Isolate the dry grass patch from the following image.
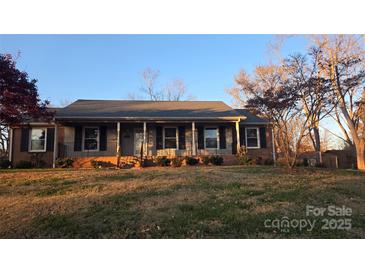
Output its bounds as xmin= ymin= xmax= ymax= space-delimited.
xmin=0 ymin=166 xmax=364 ymax=238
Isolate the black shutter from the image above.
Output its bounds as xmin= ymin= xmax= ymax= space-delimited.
xmin=100 ymin=126 xmax=107 ymax=151
xmin=232 ymin=126 xmax=237 ymax=154
xmin=178 ymin=126 xmax=186 ymax=150
xmin=219 ymin=126 xmax=226 ymax=149
xmin=20 ymin=128 xmax=29 ymax=152
xmin=259 ymin=127 xmax=267 ymax=148
xmin=197 ymin=126 xmax=204 ymax=149
xmin=46 ymin=128 xmax=55 ymax=151
xmin=74 ymin=126 xmax=82 ymax=151
xmin=156 ymin=126 xmax=163 ymax=149
xmin=240 ymin=126 xmax=246 ymax=146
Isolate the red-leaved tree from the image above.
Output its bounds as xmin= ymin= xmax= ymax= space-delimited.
xmin=0 ymin=54 xmax=52 ymax=155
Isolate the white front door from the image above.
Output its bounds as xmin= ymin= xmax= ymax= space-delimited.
xmin=134 ymin=128 xmax=144 ymax=156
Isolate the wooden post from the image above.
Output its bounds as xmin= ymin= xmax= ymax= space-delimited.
xmin=192 ymin=122 xmax=196 ymax=156
xmin=235 ymin=120 xmax=241 ymax=153
xmin=143 ymin=122 xmax=147 ymax=156
xmin=52 ymin=123 xmax=58 ymax=168
xmin=116 ymin=122 xmax=121 ymax=167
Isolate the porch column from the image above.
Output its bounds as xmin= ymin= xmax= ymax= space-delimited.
xmin=52 ymin=123 xmax=58 ymax=168
xmin=235 ymin=120 xmax=241 ymax=153
xmin=192 ymin=122 xmax=196 ymax=156
xmin=271 ymin=127 xmax=276 ymax=166
xmin=8 ymin=127 xmax=13 ymax=163
xmin=116 ymin=122 xmax=121 ymax=165
xmin=143 ymin=122 xmax=147 ymax=156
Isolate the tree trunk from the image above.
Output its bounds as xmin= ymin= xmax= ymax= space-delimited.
xmin=312 ymin=127 xmax=322 ymax=165
xmin=356 ymin=141 xmax=365 ymax=171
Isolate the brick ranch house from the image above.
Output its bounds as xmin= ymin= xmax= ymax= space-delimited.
xmin=8 ymin=100 xmax=275 ymax=168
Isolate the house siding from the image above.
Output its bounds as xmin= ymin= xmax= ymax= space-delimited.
xmin=60 ymin=124 xmax=118 ymax=158
xmin=11 ymin=122 xmax=274 ymax=167
xmin=12 ymin=127 xmax=54 ymax=168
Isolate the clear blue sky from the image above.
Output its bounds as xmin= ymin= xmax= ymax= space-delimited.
xmin=0 ymin=35 xmax=308 ymax=106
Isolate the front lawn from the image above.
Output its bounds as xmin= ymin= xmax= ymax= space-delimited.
xmin=0 ymin=166 xmax=364 ymax=238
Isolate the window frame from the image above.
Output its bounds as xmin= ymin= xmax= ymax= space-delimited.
xmin=29 ymin=128 xmax=47 ymax=152
xmin=245 ymin=127 xmax=260 ymax=149
xmin=163 ymin=127 xmax=179 ymax=149
xmin=82 ymin=126 xmax=100 ymax=152
xmin=204 ymin=127 xmax=220 ymax=150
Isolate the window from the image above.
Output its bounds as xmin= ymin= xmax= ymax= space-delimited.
xmin=30 ymin=128 xmax=47 ymax=152
xmin=83 ymin=127 xmax=99 ymax=151
xmin=205 ymin=128 xmax=218 ymax=149
xmin=245 ymin=128 xmax=260 ymax=148
xmin=164 ymin=127 xmax=177 ymax=149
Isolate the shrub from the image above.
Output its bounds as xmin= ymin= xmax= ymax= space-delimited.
xmin=91 ymin=160 xmax=114 ymax=168
xmin=171 ymin=157 xmax=183 ymax=167
xmin=264 ymin=158 xmax=274 ymax=165
xmin=30 ymin=153 xmax=46 ymax=168
xmin=255 ymin=157 xmax=263 ymax=165
xmin=209 ymin=155 xmax=224 ymax=165
xmin=56 ymin=158 xmax=74 ymax=168
xmin=156 ymin=156 xmax=171 ymax=167
xmin=15 ymin=160 xmax=33 ymax=169
xmin=236 ymin=145 xmax=252 ymax=165
xmin=0 ymin=159 xmax=11 ymax=169
xmin=303 ymin=157 xmax=309 ymax=167
xmin=185 ymin=156 xmax=199 ymax=166
xmin=201 ymin=156 xmax=210 ymax=166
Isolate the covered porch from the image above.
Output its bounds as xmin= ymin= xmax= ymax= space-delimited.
xmin=54 ymin=119 xmax=242 ymax=167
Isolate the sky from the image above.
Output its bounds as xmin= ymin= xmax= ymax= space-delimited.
xmin=0 ymin=35 xmax=309 ymax=106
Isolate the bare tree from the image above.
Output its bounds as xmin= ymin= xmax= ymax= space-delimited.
xmin=140 ymin=67 xmax=161 ymax=100
xmin=0 ymin=125 xmax=8 ymax=157
xmin=137 ymin=68 xmax=190 ymax=101
xmin=283 ymin=48 xmax=333 ymax=164
xmin=162 ymin=79 xmax=186 ymax=101
xmin=312 ymin=35 xmax=365 ymax=170
xmin=228 ymin=64 xmax=308 ymax=168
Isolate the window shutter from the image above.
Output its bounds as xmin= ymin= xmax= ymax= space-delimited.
xmin=219 ymin=126 xmax=226 ymax=149
xmin=240 ymin=126 xmax=246 ymax=146
xmin=178 ymin=126 xmax=186 ymax=150
xmin=20 ymin=128 xmax=29 ymax=152
xmin=74 ymin=126 xmax=82 ymax=151
xmin=100 ymin=126 xmax=107 ymax=151
xmin=46 ymin=128 xmax=55 ymax=151
xmin=197 ymin=126 xmax=204 ymax=149
xmin=232 ymin=126 xmax=237 ymax=154
xmin=259 ymin=127 xmax=267 ymax=148
xmin=156 ymin=126 xmax=163 ymax=149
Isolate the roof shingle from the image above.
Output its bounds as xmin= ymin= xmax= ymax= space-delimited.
xmin=56 ymin=99 xmax=242 ymax=120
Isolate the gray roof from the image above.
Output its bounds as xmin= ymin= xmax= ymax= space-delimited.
xmin=56 ymin=99 xmax=242 ymax=120
xmin=235 ymin=109 xmax=269 ymax=124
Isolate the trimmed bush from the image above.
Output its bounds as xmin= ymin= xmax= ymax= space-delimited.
xmin=156 ymin=156 xmax=171 ymax=167
xmin=91 ymin=160 xmax=114 ymax=168
xmin=238 ymin=155 xmax=252 ymax=165
xmin=0 ymin=159 xmax=11 ymax=169
xmin=185 ymin=156 xmax=199 ymax=166
xmin=201 ymin=156 xmax=210 ymax=166
xmin=56 ymin=158 xmax=74 ymax=168
xmin=171 ymin=157 xmax=183 ymax=167
xmin=209 ymin=155 xmax=224 ymax=166
xmin=15 ymin=160 xmax=33 ymax=169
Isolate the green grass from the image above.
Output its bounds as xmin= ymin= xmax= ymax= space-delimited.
xmin=0 ymin=166 xmax=364 ymax=238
